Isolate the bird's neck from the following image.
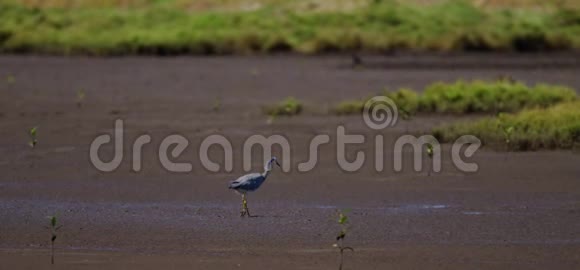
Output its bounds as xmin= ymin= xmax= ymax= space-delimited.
xmin=262 ymin=169 xmax=271 ymax=178
xmin=262 ymin=160 xmax=273 ymax=177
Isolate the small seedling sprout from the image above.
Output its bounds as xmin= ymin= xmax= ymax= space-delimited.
xmin=212 ymin=97 xmax=221 ymax=112
xmin=426 ymin=144 xmax=434 ymax=158
xmin=76 ymin=90 xmax=85 ymax=108
xmin=426 ymin=144 xmax=434 ymax=176
xmin=6 ymin=74 xmax=15 ymax=84
xmin=45 ymin=215 xmax=62 ymax=265
xmin=503 ymin=126 xmax=514 ymax=150
xmin=334 ymin=210 xmax=354 ymax=270
xmin=498 ymin=113 xmax=514 ymax=151
xmin=28 ymin=127 xmax=38 ymax=148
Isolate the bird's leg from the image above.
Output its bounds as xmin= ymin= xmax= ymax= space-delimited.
xmin=240 ymin=194 xmax=247 ymax=217
xmin=245 ymin=198 xmax=252 ymax=217
xmin=241 ymin=194 xmax=253 ymax=217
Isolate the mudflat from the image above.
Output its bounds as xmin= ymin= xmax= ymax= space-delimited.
xmin=1 ymin=54 xmax=579 ymax=269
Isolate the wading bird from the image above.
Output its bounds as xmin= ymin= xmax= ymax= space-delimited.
xmin=229 ymin=157 xmax=281 ymax=217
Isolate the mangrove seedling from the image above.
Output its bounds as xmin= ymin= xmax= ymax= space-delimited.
xmin=46 ymin=215 xmax=62 ymax=265
xmin=497 ymin=112 xmax=515 ymax=151
xmin=212 ymin=97 xmax=221 ymax=112
xmin=502 ymin=126 xmax=514 ymax=150
xmin=76 ymin=90 xmax=85 ymax=108
xmin=250 ymin=68 xmax=260 ymax=76
xmin=28 ymin=127 xmax=38 ymax=148
xmin=6 ymin=74 xmax=15 ymax=84
xmin=426 ymin=144 xmax=434 ymax=176
xmin=334 ymin=210 xmax=354 ymax=270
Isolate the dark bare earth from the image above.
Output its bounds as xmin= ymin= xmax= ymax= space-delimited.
xmin=1 ymin=54 xmax=580 ymax=269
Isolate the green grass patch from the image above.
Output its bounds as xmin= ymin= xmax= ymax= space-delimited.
xmin=332 ymin=80 xmax=577 ymax=116
xmin=433 ymin=101 xmax=580 ymax=150
xmin=419 ymin=80 xmax=577 ymax=114
xmin=262 ymin=97 xmax=303 ymax=116
xmin=386 ymin=88 xmax=420 ymax=115
xmin=0 ymin=1 xmax=579 ymax=54
xmin=332 ymin=100 xmax=365 ymax=115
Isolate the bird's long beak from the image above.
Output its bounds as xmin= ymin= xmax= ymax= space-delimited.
xmin=275 ymin=160 xmax=281 ymax=167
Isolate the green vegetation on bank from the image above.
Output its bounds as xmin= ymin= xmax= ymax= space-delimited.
xmin=333 ymin=80 xmax=578 ymax=151
xmin=433 ymin=101 xmax=580 ymax=150
xmin=0 ymin=0 xmax=580 ymax=54
xmin=332 ymin=80 xmax=577 ymax=115
xmin=420 ymin=80 xmax=577 ymax=113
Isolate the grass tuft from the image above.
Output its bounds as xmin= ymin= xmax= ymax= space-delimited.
xmin=332 ymin=99 xmax=365 ymax=115
xmin=262 ymin=97 xmax=303 ymax=116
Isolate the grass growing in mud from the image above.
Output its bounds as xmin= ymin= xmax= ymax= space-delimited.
xmin=332 ymin=80 xmax=577 ymax=115
xmin=433 ymin=101 xmax=580 ymax=150
xmin=420 ymin=81 xmax=577 ymax=113
xmin=332 ymin=100 xmax=366 ymax=115
xmin=0 ymin=1 xmax=580 ymax=54
xmin=262 ymin=97 xmax=303 ymax=116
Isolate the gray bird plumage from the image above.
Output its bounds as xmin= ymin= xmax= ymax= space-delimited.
xmin=229 ymin=173 xmax=266 ymax=193
xmin=229 ymin=157 xmax=281 ymax=217
xmin=229 ymin=157 xmax=280 ymax=193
